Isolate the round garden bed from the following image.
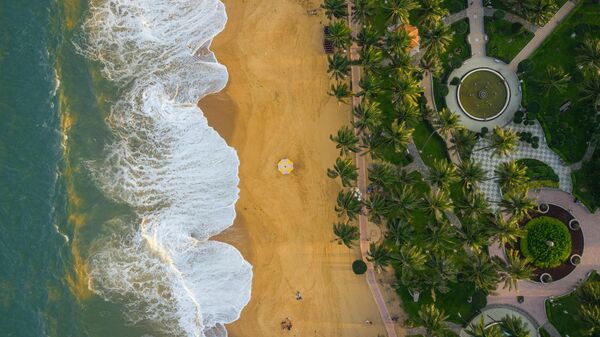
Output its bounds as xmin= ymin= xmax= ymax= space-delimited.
xmin=511 ymin=204 xmax=584 ymax=282
xmin=457 ymin=68 xmax=509 ymax=121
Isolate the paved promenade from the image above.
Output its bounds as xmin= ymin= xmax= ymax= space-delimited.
xmin=346 ymin=3 xmax=399 ymax=337
xmin=466 ymin=0 xmax=487 ymax=57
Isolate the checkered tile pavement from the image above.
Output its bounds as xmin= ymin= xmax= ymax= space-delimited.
xmin=471 ymin=121 xmax=573 ymax=207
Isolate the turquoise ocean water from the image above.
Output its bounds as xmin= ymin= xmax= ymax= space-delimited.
xmin=0 ymin=1 xmax=251 ymax=336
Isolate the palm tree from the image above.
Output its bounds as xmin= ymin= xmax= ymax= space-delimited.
xmin=423 ymin=108 xmax=462 ymax=148
xmin=581 ymin=304 xmax=600 ymax=335
xmin=500 ymin=315 xmax=531 ymax=337
xmin=368 ymin=163 xmax=395 ymax=190
xmin=415 ymin=0 xmax=449 ymax=27
xmin=396 ymin=103 xmax=422 ymax=128
xmin=327 ymin=157 xmax=358 ymax=187
xmin=381 ymin=120 xmax=414 ymax=154
xmin=458 ymin=220 xmax=491 ymax=254
xmin=327 ymin=52 xmax=350 ymax=80
xmin=384 ymin=28 xmax=412 ymax=55
xmin=451 ymin=129 xmax=477 ymax=158
xmin=576 ymin=38 xmax=600 ymax=77
xmin=499 ymin=191 xmax=535 ymax=220
xmin=391 ymin=185 xmax=418 ymax=218
xmin=332 ymin=222 xmax=360 ymax=248
xmin=328 ymin=81 xmax=351 ymax=104
xmin=423 ymin=189 xmax=453 ymax=221
xmin=421 ymin=20 xmax=454 ymax=58
xmin=330 ymin=125 xmax=360 ymax=156
xmin=393 ymin=244 xmax=427 ymax=286
xmin=358 ymin=45 xmax=384 ymax=71
xmin=527 ymin=0 xmax=558 ymax=26
xmin=383 ymin=0 xmax=420 ymax=25
xmin=457 ymin=159 xmax=487 ymax=191
xmin=535 ymin=65 xmax=571 ymax=96
xmin=335 ymin=190 xmax=362 ymax=220
xmin=328 ymin=20 xmax=352 ymax=50
xmin=494 ymin=249 xmax=534 ymax=292
xmin=462 ymin=253 xmax=500 ymax=295
xmin=352 ymin=100 xmax=382 ymax=133
xmin=364 ymin=193 xmax=393 ymax=224
xmin=352 ymin=0 xmax=377 ymax=24
xmin=417 ymin=304 xmax=450 ymax=337
xmin=355 ymin=24 xmax=380 ymax=48
xmin=466 ymin=317 xmax=504 ymax=337
xmin=426 ymin=253 xmax=458 ymax=300
xmin=385 ymin=218 xmax=414 ymax=246
xmin=577 ymin=279 xmax=600 ymax=305
xmin=427 ymin=159 xmax=459 ymax=190
xmin=456 ymin=191 xmax=491 ymax=220
xmin=391 ymin=72 xmax=423 ymax=107
xmin=491 ymin=215 xmax=525 ymax=246
xmin=357 ymin=72 xmax=382 ymax=100
xmin=322 ymin=0 xmax=347 ymax=20
xmin=367 ymin=242 xmax=391 ymax=272
xmin=580 ymin=73 xmax=600 ymax=113
xmin=494 ymin=160 xmax=528 ymax=194
xmin=420 ymin=54 xmax=443 ymax=77
xmin=425 ymin=220 xmax=456 ymax=253
xmin=476 ymin=126 xmax=519 ymax=157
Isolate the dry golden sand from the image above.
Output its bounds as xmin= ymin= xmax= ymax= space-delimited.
xmin=199 ymin=0 xmax=389 ymax=336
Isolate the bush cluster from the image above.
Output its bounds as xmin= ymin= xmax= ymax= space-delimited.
xmin=352 ymin=260 xmax=367 ymax=274
xmin=516 ymin=159 xmax=559 ymax=183
xmin=521 ymin=216 xmax=572 ymax=268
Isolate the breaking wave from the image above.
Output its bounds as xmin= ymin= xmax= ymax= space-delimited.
xmin=77 ymin=1 xmax=252 ymax=336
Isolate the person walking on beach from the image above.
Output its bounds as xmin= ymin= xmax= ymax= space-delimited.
xmin=295 ymin=291 xmax=302 ymax=300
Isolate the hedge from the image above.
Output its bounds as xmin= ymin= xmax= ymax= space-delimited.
xmin=352 ymin=259 xmax=367 ymax=274
xmin=521 ymin=216 xmax=572 ymax=268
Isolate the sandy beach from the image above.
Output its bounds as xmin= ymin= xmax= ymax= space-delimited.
xmin=199 ymin=0 xmax=389 ymax=336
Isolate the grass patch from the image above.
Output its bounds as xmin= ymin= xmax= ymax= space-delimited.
xmin=413 ymin=121 xmax=451 ymax=167
xmin=396 ymin=279 xmax=487 ymax=324
xmin=484 ymin=17 xmax=534 ymax=63
xmin=443 ymin=0 xmax=467 ymax=14
xmin=572 ymin=149 xmax=600 ymax=212
xmin=546 ymin=271 xmax=600 ymax=337
xmin=516 ymin=158 xmax=560 ymax=189
xmin=522 ymin=0 xmax=600 ymax=163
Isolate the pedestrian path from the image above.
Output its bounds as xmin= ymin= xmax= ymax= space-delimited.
xmin=509 ymin=0 xmax=577 ymax=71
xmin=466 ymin=0 xmax=487 ymax=57
xmin=472 ymin=121 xmax=572 ymax=205
xmin=346 ymin=3 xmax=399 ymax=337
xmin=483 ymin=8 xmax=538 ymax=33
xmin=443 ymin=9 xmax=467 ymax=25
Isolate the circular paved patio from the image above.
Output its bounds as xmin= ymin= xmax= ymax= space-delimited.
xmin=459 ymin=305 xmax=539 ymax=337
xmin=445 ymin=56 xmax=521 ymax=132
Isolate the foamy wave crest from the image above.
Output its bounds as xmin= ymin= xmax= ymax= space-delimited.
xmin=78 ymin=1 xmax=252 ymax=336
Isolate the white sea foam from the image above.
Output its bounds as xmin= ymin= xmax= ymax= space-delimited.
xmin=78 ymin=1 xmax=252 ymax=336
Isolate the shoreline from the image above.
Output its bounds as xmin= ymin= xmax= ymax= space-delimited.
xmin=199 ymin=0 xmax=389 ymax=336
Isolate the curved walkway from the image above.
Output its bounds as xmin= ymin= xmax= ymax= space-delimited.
xmin=472 ymin=120 xmax=572 ymax=205
xmin=346 ymin=3 xmax=398 ymax=337
xmin=508 ymin=0 xmax=577 ymax=71
xmin=488 ymin=188 xmax=600 ymax=327
xmin=458 ymin=305 xmax=540 ymax=337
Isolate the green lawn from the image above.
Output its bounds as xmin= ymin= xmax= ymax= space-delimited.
xmin=522 ymin=0 xmax=600 ymax=163
xmin=396 ymin=278 xmax=487 ymax=325
xmin=484 ymin=17 xmax=534 ymax=63
xmin=443 ymin=0 xmax=468 ymax=14
xmin=546 ymin=271 xmax=600 ymax=337
xmin=413 ymin=121 xmax=451 ymax=167
xmin=572 ymin=150 xmax=600 ymax=212
xmin=516 ymin=158 xmax=560 ymax=189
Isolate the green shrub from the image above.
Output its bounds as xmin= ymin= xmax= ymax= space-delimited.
xmin=451 ymin=58 xmax=463 ymax=68
xmin=438 ymin=85 xmax=450 ymax=96
xmin=493 ymin=9 xmax=505 ymax=20
xmin=517 ymin=158 xmax=560 ymax=182
xmin=518 ymin=59 xmax=534 ymax=73
xmin=521 ymin=216 xmax=572 ymax=268
xmin=450 ymin=77 xmax=461 ymax=85
xmin=456 ymin=20 xmax=469 ymax=34
xmin=480 ymin=127 xmax=489 ymax=136
xmin=352 ymin=259 xmax=367 ymax=274
xmin=511 ymin=22 xmax=523 ymax=34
